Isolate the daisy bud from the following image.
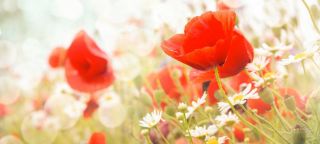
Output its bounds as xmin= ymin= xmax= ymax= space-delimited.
xmin=284 ymin=96 xmax=296 ymax=111
xmin=175 ymin=112 xmax=184 ymax=120
xmin=178 ymin=103 xmax=188 ymax=112
xmin=204 ymin=106 xmax=213 ymax=113
xmin=244 ymin=137 xmax=250 ymax=143
xmin=243 ymin=128 xmax=251 ymax=133
xmin=259 ymin=87 xmax=274 ymax=104
xmin=141 ymin=129 xmax=149 ymax=136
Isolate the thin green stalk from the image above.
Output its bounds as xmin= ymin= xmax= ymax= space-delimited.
xmin=144 ymin=135 xmax=152 ymax=144
xmin=156 ymin=126 xmax=170 ymax=144
xmin=214 ymin=67 xmax=280 ymax=144
xmin=301 ymin=0 xmax=320 ymax=34
xmin=183 ymin=113 xmax=194 ymax=144
xmin=239 ymin=105 xmax=290 ymax=144
xmin=272 ymin=104 xmax=291 ymax=130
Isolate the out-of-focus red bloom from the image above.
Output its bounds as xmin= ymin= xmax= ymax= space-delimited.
xmin=247 ymin=98 xmax=271 ymax=115
xmin=207 ymin=81 xmax=220 ymax=105
xmin=65 ymin=31 xmax=115 ymax=93
xmin=48 ymin=47 xmax=67 ymax=68
xmin=145 ymin=65 xmax=187 ymax=102
xmin=279 ymin=88 xmax=306 ymax=110
xmin=83 ymin=98 xmax=99 ymax=118
xmin=229 ymin=70 xmax=251 ymax=92
xmin=233 ymin=123 xmax=245 ymax=142
xmin=0 ymin=103 xmax=7 ymax=117
xmin=89 ymin=132 xmax=106 ymax=144
xmin=161 ymin=10 xmax=253 ymax=77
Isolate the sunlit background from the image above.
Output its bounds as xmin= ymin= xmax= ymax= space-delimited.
xmin=0 ymin=0 xmax=320 ymax=143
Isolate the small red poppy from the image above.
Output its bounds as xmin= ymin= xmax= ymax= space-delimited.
xmin=233 ymin=123 xmax=245 ymax=142
xmin=48 ymin=47 xmax=67 ymax=68
xmin=247 ymin=98 xmax=271 ymax=115
xmin=145 ymin=65 xmax=187 ymax=102
xmin=161 ymin=10 xmax=253 ymax=77
xmin=0 ymin=103 xmax=7 ymax=117
xmin=65 ymin=31 xmax=115 ymax=93
xmin=89 ymin=132 xmax=106 ymax=144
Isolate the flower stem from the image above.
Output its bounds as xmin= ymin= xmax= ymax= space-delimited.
xmin=213 ymin=67 xmax=280 ymax=144
xmin=272 ymin=103 xmax=291 ymax=130
xmin=238 ymin=105 xmax=290 ymax=143
xmin=155 ymin=126 xmax=170 ymax=144
xmin=183 ymin=113 xmax=194 ymax=144
xmin=301 ymin=0 xmax=320 ymax=34
xmin=144 ymin=135 xmax=152 ymax=144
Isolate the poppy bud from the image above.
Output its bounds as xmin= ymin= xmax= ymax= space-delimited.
xmin=178 ymin=103 xmax=188 ymax=113
xmin=292 ymin=125 xmax=306 ymax=144
xmin=284 ymin=96 xmax=296 ymax=111
xmin=259 ymin=87 xmax=274 ymax=105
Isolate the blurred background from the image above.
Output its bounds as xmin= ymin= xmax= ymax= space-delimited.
xmin=0 ymin=0 xmax=320 ymax=143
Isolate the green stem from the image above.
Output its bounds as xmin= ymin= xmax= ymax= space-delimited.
xmin=214 ymin=67 xmax=280 ymax=144
xmin=144 ymin=135 xmax=152 ymax=144
xmin=183 ymin=113 xmax=194 ymax=144
xmin=272 ymin=104 xmax=291 ymax=130
xmin=293 ymin=111 xmax=313 ymax=133
xmin=239 ymin=105 xmax=290 ymax=144
xmin=301 ymin=0 xmax=320 ymax=34
xmin=156 ymin=126 xmax=170 ymax=144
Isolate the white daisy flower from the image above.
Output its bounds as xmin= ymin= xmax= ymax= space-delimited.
xmin=215 ymin=112 xmax=239 ymax=127
xmin=261 ymin=41 xmax=293 ymax=58
xmin=249 ymin=72 xmax=276 ymax=87
xmin=139 ymin=110 xmax=162 ymax=128
xmin=206 ymin=136 xmax=229 ymax=144
xmin=246 ymin=56 xmax=270 ymax=72
xmin=189 ymin=124 xmax=218 ymax=138
xmin=218 ymin=84 xmax=258 ymax=114
xmin=185 ymin=92 xmax=207 ymax=118
xmin=280 ymin=41 xmax=320 ymax=65
xmin=189 ymin=126 xmax=208 ymax=138
xmin=218 ymin=136 xmax=229 ymax=144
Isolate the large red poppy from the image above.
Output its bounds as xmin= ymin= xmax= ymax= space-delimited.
xmin=65 ymin=31 xmax=115 ymax=92
xmin=161 ymin=10 xmax=253 ymax=77
xmin=89 ymin=132 xmax=106 ymax=144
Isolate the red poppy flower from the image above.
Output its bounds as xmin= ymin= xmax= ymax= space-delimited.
xmin=48 ymin=47 xmax=67 ymax=68
xmin=233 ymin=123 xmax=245 ymax=142
xmin=145 ymin=65 xmax=188 ymax=102
xmin=89 ymin=132 xmax=106 ymax=144
xmin=247 ymin=98 xmax=271 ymax=115
xmin=161 ymin=10 xmax=253 ymax=77
xmin=229 ymin=70 xmax=251 ymax=91
xmin=207 ymin=80 xmax=220 ymax=105
xmin=0 ymin=103 xmax=7 ymax=117
xmin=65 ymin=31 xmax=115 ymax=92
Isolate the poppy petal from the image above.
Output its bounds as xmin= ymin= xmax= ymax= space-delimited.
xmin=218 ymin=31 xmax=253 ymax=77
xmin=213 ymin=10 xmax=237 ymax=36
